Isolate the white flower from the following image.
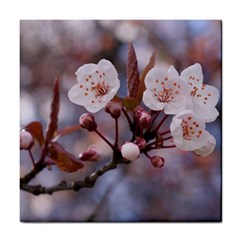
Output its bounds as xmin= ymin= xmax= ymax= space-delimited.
xmin=121 ymin=142 xmax=140 ymax=161
xmin=194 ymin=134 xmax=216 ymax=157
xmin=180 ymin=63 xmax=219 ymax=122
xmin=68 ymin=59 xmax=120 ymax=113
xmin=170 ymin=110 xmax=210 ymax=151
xmin=142 ymin=66 xmax=190 ymax=114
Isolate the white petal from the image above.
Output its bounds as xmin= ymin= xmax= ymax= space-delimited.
xmin=68 ymin=84 xmax=90 ymax=105
xmin=98 ymin=59 xmax=119 ymax=87
xmin=164 ymin=95 xmax=187 ymax=115
xmin=84 ymin=102 xmax=105 ymax=113
xmin=142 ymin=90 xmax=166 ymax=111
xmin=193 ymin=84 xmax=219 ymax=107
xmin=194 ymin=134 xmax=216 ymax=157
xmin=168 ymin=65 xmax=179 ymax=77
xmin=192 ymin=103 xmax=219 ymax=122
xmin=75 ymin=64 xmax=97 ymax=82
xmin=180 ymin=63 xmax=203 ymax=87
xmin=144 ymin=67 xmax=168 ymax=91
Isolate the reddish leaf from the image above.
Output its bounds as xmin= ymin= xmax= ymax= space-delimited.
xmin=46 ymin=76 xmax=60 ymax=144
xmin=127 ymin=42 xmax=140 ymax=98
xmin=123 ymin=97 xmax=138 ymax=111
xmin=48 ymin=142 xmax=84 ymax=172
xmin=136 ymin=50 xmax=157 ymax=103
xmin=24 ymin=121 xmax=45 ymax=146
xmin=52 ymin=125 xmax=82 ymax=142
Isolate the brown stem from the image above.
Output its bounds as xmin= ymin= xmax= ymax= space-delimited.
xmin=20 ymin=152 xmax=129 ymax=195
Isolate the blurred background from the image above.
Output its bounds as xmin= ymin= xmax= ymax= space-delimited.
xmin=20 ymin=20 xmax=221 ymax=222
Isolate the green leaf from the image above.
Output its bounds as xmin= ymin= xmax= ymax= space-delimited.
xmin=45 ymin=76 xmax=60 ymax=144
xmin=123 ymin=97 xmax=138 ymax=111
xmin=127 ymin=42 xmax=140 ymax=98
xmin=48 ymin=142 xmax=84 ymax=173
xmin=136 ymin=50 xmax=157 ymax=104
xmin=24 ymin=121 xmax=45 ymax=146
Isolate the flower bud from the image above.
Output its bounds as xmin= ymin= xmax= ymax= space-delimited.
xmin=121 ymin=142 xmax=140 ymax=161
xmin=134 ymin=137 xmax=146 ymax=151
xmin=150 ymin=156 xmax=165 ymax=168
xmin=20 ymin=131 xmax=34 ymax=150
xmin=79 ymin=145 xmax=100 ymax=162
xmin=105 ymin=99 xmax=122 ymax=119
xmin=79 ymin=113 xmax=97 ymax=131
xmin=134 ymin=106 xmax=145 ymax=118
xmin=138 ymin=111 xmax=151 ymax=129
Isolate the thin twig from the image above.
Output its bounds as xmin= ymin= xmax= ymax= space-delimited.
xmin=20 ymin=152 xmax=129 ymax=195
xmin=94 ymin=129 xmax=115 ymax=150
xmin=28 ymin=149 xmax=36 ymax=167
xmin=114 ymin=118 xmax=119 ymax=148
xmin=122 ymin=108 xmax=132 ymax=126
xmin=154 ymin=114 xmax=169 ymax=133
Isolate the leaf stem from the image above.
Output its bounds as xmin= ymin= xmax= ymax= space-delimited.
xmin=28 ymin=149 xmax=36 ymax=167
xmin=159 ymin=129 xmax=171 ymax=136
xmin=122 ymin=107 xmax=132 ymax=125
xmin=162 ymin=136 xmax=172 ymax=141
xmin=147 ymin=111 xmax=161 ymax=131
xmin=161 ymin=145 xmax=176 ymax=149
xmin=114 ymin=118 xmax=119 ymax=148
xmin=154 ymin=114 xmax=169 ymax=133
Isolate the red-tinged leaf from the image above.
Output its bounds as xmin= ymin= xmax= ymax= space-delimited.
xmin=24 ymin=121 xmax=45 ymax=146
xmin=127 ymin=42 xmax=140 ymax=98
xmin=52 ymin=125 xmax=82 ymax=142
xmin=123 ymin=97 xmax=138 ymax=111
xmin=46 ymin=76 xmax=60 ymax=144
xmin=48 ymin=142 xmax=84 ymax=172
xmin=136 ymin=50 xmax=157 ymax=103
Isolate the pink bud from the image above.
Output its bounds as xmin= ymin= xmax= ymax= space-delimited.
xmin=20 ymin=131 xmax=34 ymax=150
xmin=134 ymin=137 xmax=146 ymax=151
xmin=105 ymin=99 xmax=122 ymax=119
xmin=121 ymin=142 xmax=140 ymax=161
xmin=134 ymin=106 xmax=145 ymax=118
xmin=79 ymin=145 xmax=100 ymax=162
xmin=150 ymin=156 xmax=165 ymax=168
xmin=138 ymin=111 xmax=151 ymax=129
xmin=79 ymin=113 xmax=97 ymax=131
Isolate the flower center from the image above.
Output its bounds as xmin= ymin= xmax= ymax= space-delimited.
xmin=92 ymin=81 xmax=109 ymax=97
xmin=181 ymin=117 xmax=203 ymax=141
xmin=157 ymin=88 xmax=173 ymax=102
xmin=154 ymin=82 xmax=180 ymax=103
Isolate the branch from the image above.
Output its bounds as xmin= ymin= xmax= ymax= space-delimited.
xmin=20 ymin=159 xmax=47 ymax=186
xmin=20 ymin=152 xmax=129 ymax=195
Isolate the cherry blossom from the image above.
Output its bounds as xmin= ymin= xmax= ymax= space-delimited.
xmin=142 ymin=66 xmax=190 ymax=114
xmin=180 ymin=63 xmax=219 ymax=122
xmin=68 ymin=59 xmax=120 ymax=113
xmin=121 ymin=142 xmax=140 ymax=161
xmin=194 ymin=134 xmax=216 ymax=157
xmin=170 ymin=110 xmax=210 ymax=151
